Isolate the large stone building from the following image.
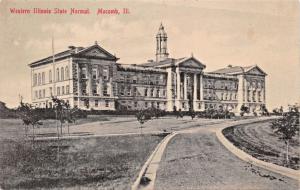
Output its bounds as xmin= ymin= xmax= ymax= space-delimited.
xmin=29 ymin=24 xmax=267 ymax=114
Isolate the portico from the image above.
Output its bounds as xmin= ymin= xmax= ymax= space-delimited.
xmin=163 ymin=56 xmax=205 ymax=112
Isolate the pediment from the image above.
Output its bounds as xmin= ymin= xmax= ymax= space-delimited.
xmin=77 ymin=45 xmax=117 ymax=60
xmin=246 ymin=66 xmax=266 ymax=76
xmin=85 ymin=48 xmax=109 ymax=57
xmin=177 ymin=57 xmax=206 ymax=69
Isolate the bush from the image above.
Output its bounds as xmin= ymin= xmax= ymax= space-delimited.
xmin=196 ymin=109 xmax=234 ymax=119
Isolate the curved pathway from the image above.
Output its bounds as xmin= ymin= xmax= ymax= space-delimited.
xmin=152 ymin=119 xmax=299 ymax=190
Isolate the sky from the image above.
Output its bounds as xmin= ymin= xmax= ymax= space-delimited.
xmin=0 ymin=0 xmax=299 ymax=109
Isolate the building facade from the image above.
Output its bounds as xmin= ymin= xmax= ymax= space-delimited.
xmin=29 ymin=24 xmax=267 ymax=114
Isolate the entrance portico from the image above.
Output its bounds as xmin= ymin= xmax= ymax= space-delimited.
xmin=164 ymin=56 xmax=206 ymax=112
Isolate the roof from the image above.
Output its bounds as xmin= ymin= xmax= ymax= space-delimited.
xmin=156 ymin=23 xmax=167 ymax=37
xmin=29 ymin=43 xmax=118 ymax=68
xmin=203 ymin=73 xmax=238 ymax=80
xmin=210 ymin=65 xmax=267 ymax=76
xmin=117 ymin=64 xmax=167 ymax=73
xmin=140 ymin=56 xmax=205 ymax=69
xmin=140 ymin=58 xmax=180 ymax=67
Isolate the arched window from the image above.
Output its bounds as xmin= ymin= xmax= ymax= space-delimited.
xmin=65 ymin=66 xmax=69 ymax=80
xmin=56 ymin=68 xmax=60 ymax=81
xmin=49 ymin=70 xmax=52 ymax=83
xmin=61 ymin=67 xmax=64 ymax=81
xmin=42 ymin=72 xmax=45 ymax=84
xmin=33 ymin=73 xmax=37 ymax=86
xmin=38 ymin=73 xmax=41 ymax=85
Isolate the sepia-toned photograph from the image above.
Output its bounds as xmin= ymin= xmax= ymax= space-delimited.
xmin=0 ymin=0 xmax=299 ymax=189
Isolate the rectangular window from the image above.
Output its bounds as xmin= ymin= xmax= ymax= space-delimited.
xmin=126 ymin=86 xmax=131 ymax=96
xmin=57 ymin=87 xmax=60 ymax=96
xmin=105 ymin=100 xmax=109 ymax=107
xmin=133 ymin=87 xmax=137 ymax=96
xmin=81 ymin=68 xmax=87 ymax=79
xmin=33 ymin=74 xmax=37 ymax=86
xmin=35 ymin=91 xmax=38 ymax=99
xmin=82 ymin=88 xmax=87 ymax=95
xmin=134 ymin=101 xmax=138 ymax=107
xmin=156 ymin=89 xmax=160 ymax=98
xmin=120 ymin=85 xmax=125 ymax=96
xmin=144 ymin=88 xmax=148 ymax=97
xmin=145 ymin=102 xmax=148 ymax=108
xmin=49 ymin=70 xmax=52 ymax=83
xmin=66 ymin=85 xmax=69 ymax=94
xmin=103 ymin=85 xmax=108 ymax=96
xmin=103 ymin=67 xmax=109 ymax=80
xmin=132 ymin=76 xmax=137 ymax=84
xmin=92 ymin=69 xmax=97 ymax=80
xmin=39 ymin=90 xmax=42 ymax=98
xmin=62 ymin=86 xmax=65 ymax=95
xmin=95 ymin=100 xmax=98 ymax=107
xmin=42 ymin=72 xmax=45 ymax=84
xmin=157 ymin=102 xmax=160 ymax=109
xmin=42 ymin=89 xmax=45 ymax=98
xmin=93 ymin=88 xmax=97 ymax=95
xmin=49 ymin=87 xmax=52 ymax=96
xmin=156 ymin=76 xmax=159 ymax=85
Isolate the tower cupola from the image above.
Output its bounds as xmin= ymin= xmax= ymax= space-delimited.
xmin=156 ymin=23 xmax=169 ymax=62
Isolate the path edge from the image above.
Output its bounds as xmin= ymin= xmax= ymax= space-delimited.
xmin=216 ymin=126 xmax=300 ymax=180
xmin=131 ymin=132 xmax=177 ymax=190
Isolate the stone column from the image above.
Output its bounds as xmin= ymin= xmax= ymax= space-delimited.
xmin=199 ymin=74 xmax=203 ymax=101
xmin=184 ymin=73 xmax=187 ymax=100
xmin=237 ymin=74 xmax=245 ymax=114
xmin=176 ymin=67 xmax=181 ymax=109
xmin=193 ymin=73 xmax=197 ymax=110
xmin=166 ymin=68 xmax=173 ymax=111
xmin=176 ymin=68 xmax=181 ymax=100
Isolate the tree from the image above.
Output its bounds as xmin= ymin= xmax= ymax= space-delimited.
xmin=52 ymin=97 xmax=77 ymax=136
xmin=17 ymin=102 xmax=42 ymax=141
xmin=240 ymin=105 xmax=249 ymax=116
xmin=271 ymin=107 xmax=299 ymax=165
xmin=136 ymin=109 xmax=152 ymax=134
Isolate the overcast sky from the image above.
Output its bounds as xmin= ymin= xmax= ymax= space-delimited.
xmin=0 ymin=0 xmax=299 ymax=109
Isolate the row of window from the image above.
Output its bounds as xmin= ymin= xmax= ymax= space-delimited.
xmin=82 ymin=99 xmax=110 ymax=108
xmin=34 ymin=85 xmax=70 ymax=99
xmin=204 ymin=81 xmax=238 ymax=90
xmin=247 ymin=90 xmax=262 ymax=102
xmin=121 ymin=101 xmax=166 ymax=109
xmin=118 ymin=73 xmax=165 ymax=85
xmin=119 ymin=86 xmax=166 ymax=97
xmin=220 ymin=92 xmax=237 ymax=101
xmin=81 ymin=67 xmax=110 ymax=80
xmin=247 ymin=81 xmax=264 ymax=89
xmin=81 ymin=84 xmax=110 ymax=96
xmin=33 ymin=66 xmax=70 ymax=86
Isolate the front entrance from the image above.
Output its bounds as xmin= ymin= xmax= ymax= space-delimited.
xmin=187 ymin=93 xmax=193 ymax=111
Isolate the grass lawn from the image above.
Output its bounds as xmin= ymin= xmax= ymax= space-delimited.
xmin=0 ymin=134 xmax=166 ymax=189
xmin=0 ymin=116 xmax=111 ymax=140
xmin=223 ymin=120 xmax=300 ymax=170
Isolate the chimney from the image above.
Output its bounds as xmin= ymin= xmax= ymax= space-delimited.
xmin=228 ymin=64 xmax=233 ymax=68
xmin=68 ymin=45 xmax=76 ymax=50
